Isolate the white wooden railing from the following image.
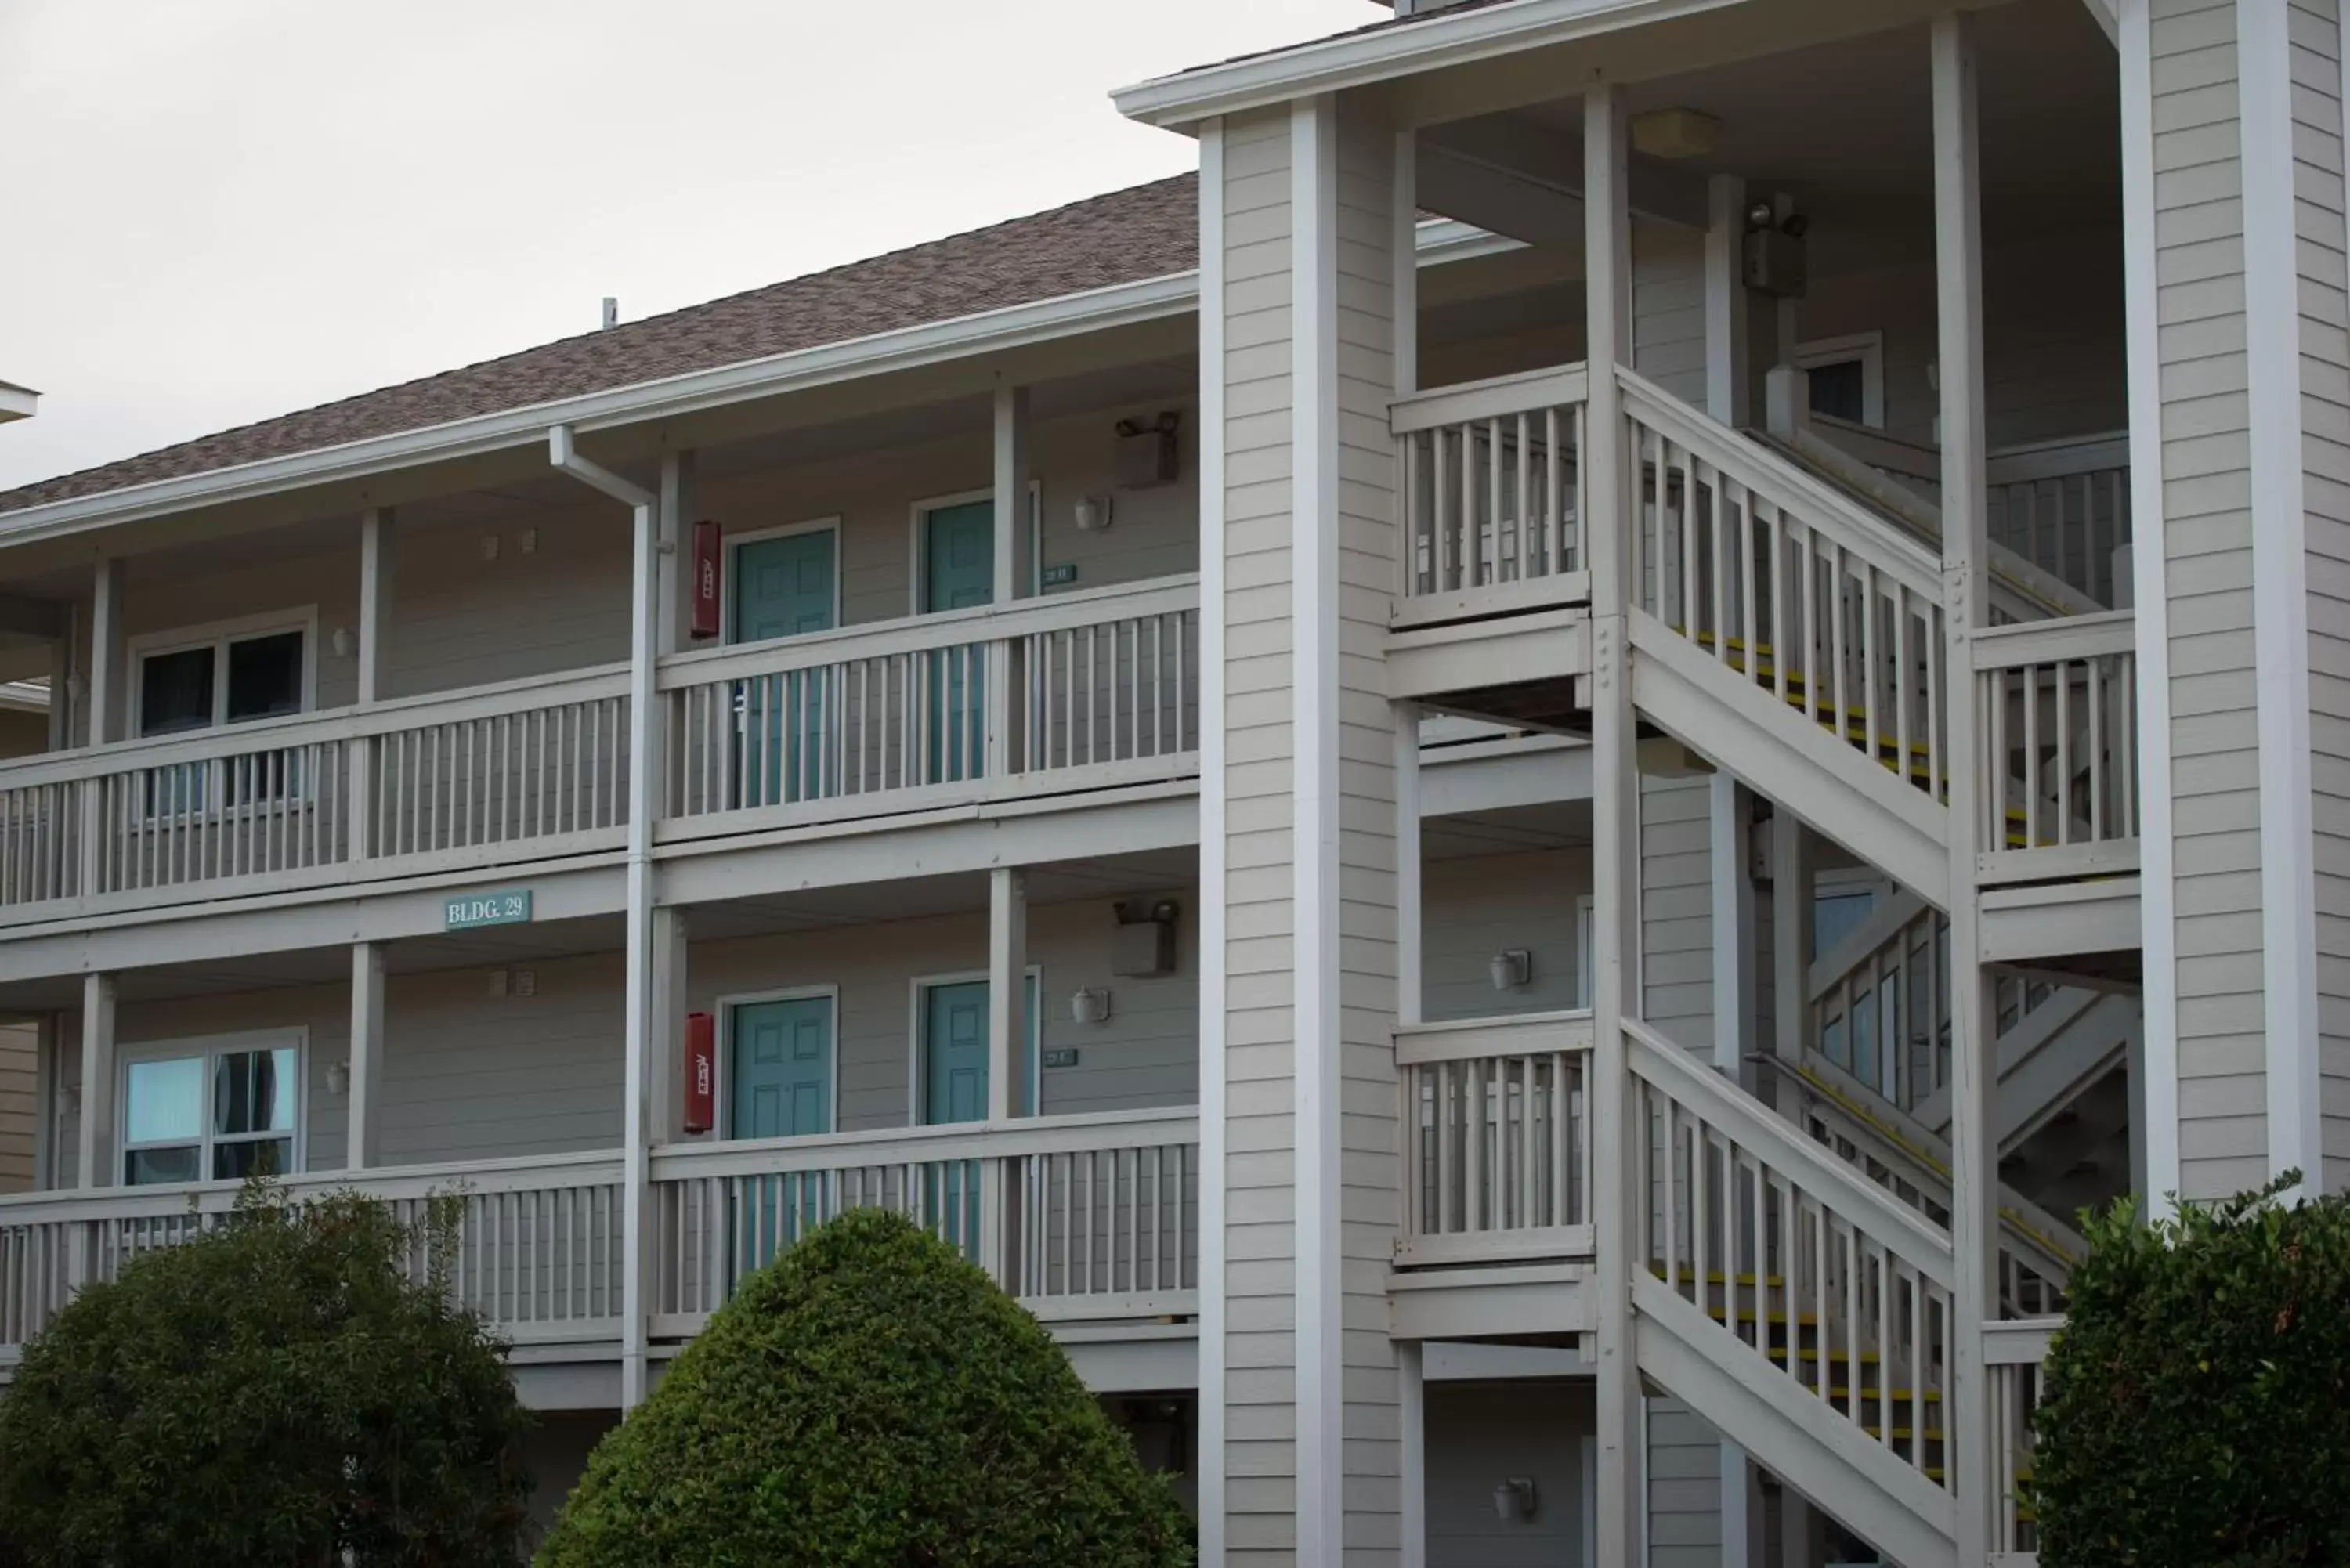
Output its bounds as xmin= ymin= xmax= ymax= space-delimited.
xmin=1779 ymin=1051 xmax=2080 ymax=1318
xmin=0 ymin=1151 xmax=627 ymax=1353
xmin=1973 ymin=611 xmax=2139 ymax=885
xmin=1392 ymin=364 xmax=1588 ymax=608
xmin=660 ymin=577 xmax=1198 ymax=831
xmin=646 ymin=1109 xmax=1199 ymax=1330
xmin=0 ymin=667 xmax=633 ymax=920
xmin=1395 ymin=1010 xmax=1593 ymax=1266
xmin=1987 ymin=1316 xmax=2059 ymax=1564
xmin=1625 ymin=369 xmax=1952 ymax=803
xmin=1806 ymin=414 xmax=2131 ymax=610
xmin=1629 ymin=1018 xmax=1957 ymax=1501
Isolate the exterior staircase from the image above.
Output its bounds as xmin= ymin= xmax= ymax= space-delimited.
xmin=1391 ymin=361 xmax=2132 ymax=1566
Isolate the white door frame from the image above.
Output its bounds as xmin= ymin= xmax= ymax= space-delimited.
xmin=906 ymin=965 xmax=1045 ymax=1124
xmin=721 ymin=517 xmax=844 ymax=645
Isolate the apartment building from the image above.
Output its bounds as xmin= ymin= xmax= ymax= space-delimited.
xmin=0 ymin=0 xmax=2329 ymax=1561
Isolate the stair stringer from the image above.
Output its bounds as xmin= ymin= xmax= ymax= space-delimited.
xmin=1629 ymin=610 xmax=1952 ymax=909
xmin=1634 ymin=1275 xmax=1960 ymax=1568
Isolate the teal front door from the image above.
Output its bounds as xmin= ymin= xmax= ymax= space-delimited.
xmin=732 ymin=530 xmax=837 ymax=805
xmin=729 ymin=995 xmax=836 ymax=1276
xmin=731 ymin=995 xmax=835 ymax=1138
xmin=920 ymin=975 xmax=1039 ymax=1257
xmin=922 ymin=500 xmax=994 ymax=783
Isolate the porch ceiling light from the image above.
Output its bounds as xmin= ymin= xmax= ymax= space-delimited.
xmin=1492 ymin=1476 xmax=1538 ymax=1522
xmin=1630 ymin=107 xmax=1719 ymax=161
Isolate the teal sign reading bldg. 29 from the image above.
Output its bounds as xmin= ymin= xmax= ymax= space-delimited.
xmin=445 ymin=889 xmax=532 ymax=930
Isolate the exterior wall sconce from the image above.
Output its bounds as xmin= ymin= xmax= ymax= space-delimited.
xmin=1073 ymin=494 xmax=1114 ymax=533
xmin=1070 ymin=986 xmax=1112 ymax=1026
xmin=1489 ymin=949 xmax=1531 ymax=992
xmin=330 ymin=627 xmax=356 ymax=658
xmin=324 ymin=1062 xmax=350 ymax=1097
xmin=1492 ymin=1476 xmax=1538 ymax=1522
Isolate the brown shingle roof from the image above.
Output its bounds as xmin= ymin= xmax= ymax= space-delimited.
xmin=0 ymin=174 xmax=1200 ymax=516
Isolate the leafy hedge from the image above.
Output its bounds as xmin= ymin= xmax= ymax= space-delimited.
xmin=0 ymin=1181 xmax=530 ymax=1566
xmin=537 ymin=1207 xmax=1192 ymax=1567
xmin=2034 ymin=1173 xmax=2350 ymax=1567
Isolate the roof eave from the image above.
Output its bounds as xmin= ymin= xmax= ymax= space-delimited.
xmin=0 ymin=383 xmax=37 ymax=425
xmin=1110 ymin=0 xmax=1743 ymax=129
xmin=0 ymin=271 xmax=1200 ymax=545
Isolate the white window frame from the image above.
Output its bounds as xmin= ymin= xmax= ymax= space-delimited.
xmin=117 ymin=1028 xmax=308 ymax=1187
xmin=906 ymin=966 xmax=1045 ymax=1125
xmin=126 ymin=607 xmax=320 ymax=736
xmin=711 ymin=983 xmax=843 ymax=1140
xmin=1795 ymin=331 xmax=1886 ymax=430
xmin=721 ymin=518 xmax=844 ymax=645
xmin=906 ymin=482 xmax=1043 ymax=614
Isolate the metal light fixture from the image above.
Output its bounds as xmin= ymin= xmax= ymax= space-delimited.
xmin=1492 ymin=1477 xmax=1538 ymax=1522
xmin=1074 ymin=493 xmax=1114 ymax=533
xmin=1070 ymin=986 xmax=1112 ymax=1025
xmin=324 ymin=1061 xmax=350 ymax=1097
xmin=1489 ymin=949 xmax=1531 ymax=992
xmin=331 ymin=627 xmax=356 ymax=658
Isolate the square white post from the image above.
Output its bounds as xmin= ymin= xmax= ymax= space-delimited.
xmin=87 ymin=559 xmax=122 ymax=746
xmin=988 ymin=385 xmax=1032 ymax=779
xmin=658 ymin=451 xmax=698 ymax=656
xmin=351 ymin=509 xmax=394 ymax=858
xmin=347 ymin=941 xmax=387 ymax=1169
xmin=985 ymin=865 xmax=1028 ymax=1285
xmin=1932 ymin=13 xmax=1998 ymax=1566
xmin=649 ymin=908 xmax=689 ymax=1143
xmin=75 ymin=972 xmax=116 ymax=1193
xmin=1584 ymin=74 xmax=1645 ymax=1568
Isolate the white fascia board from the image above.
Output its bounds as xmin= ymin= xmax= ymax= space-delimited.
xmin=1112 ymin=0 xmax=1745 ymax=130
xmin=0 ymin=382 xmax=35 ymax=425
xmin=0 ymin=222 xmax=1509 ymax=550
xmin=0 ymin=273 xmax=1195 ymax=548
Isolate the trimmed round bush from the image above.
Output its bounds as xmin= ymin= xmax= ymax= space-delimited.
xmin=537 ymin=1206 xmax=1193 ymax=1567
xmin=0 ymin=1183 xmax=530 ymax=1566
xmin=2034 ymin=1173 xmax=2350 ymax=1567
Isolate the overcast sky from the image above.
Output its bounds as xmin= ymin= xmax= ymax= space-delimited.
xmin=0 ymin=0 xmax=1368 ymax=493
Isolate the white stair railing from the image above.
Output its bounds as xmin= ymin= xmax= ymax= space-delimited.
xmin=1987 ymin=1316 xmax=2059 ymax=1564
xmin=1622 ymin=369 xmax=1951 ymax=804
xmin=1974 ymin=611 xmax=2140 ymax=884
xmin=1629 ymin=1018 xmax=1957 ymax=1500
xmin=1395 ymin=1011 xmax=1594 ymax=1266
xmin=1778 ymin=1050 xmax=2080 ymax=1317
xmin=1393 ymin=364 xmax=1588 ymax=603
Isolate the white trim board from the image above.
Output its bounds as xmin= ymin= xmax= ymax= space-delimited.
xmin=2118 ymin=0 xmax=2178 ymax=1207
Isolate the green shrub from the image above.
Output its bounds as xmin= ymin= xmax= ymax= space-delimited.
xmin=0 ymin=1180 xmax=530 ymax=1567
xmin=537 ymin=1207 xmax=1193 ymax=1568
xmin=2034 ymin=1172 xmax=2350 ymax=1567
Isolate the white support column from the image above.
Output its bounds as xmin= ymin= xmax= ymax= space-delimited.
xmin=988 ymin=866 xmax=1028 ymax=1124
xmin=75 ymin=973 xmax=116 ymax=1193
xmin=657 ymin=451 xmax=698 ymax=657
xmin=88 ymin=558 xmax=122 ymax=746
xmin=347 ymin=941 xmax=387 ymax=1170
xmin=1704 ymin=172 xmax=1751 ymax=431
xmin=1392 ymin=128 xmax=1419 ymax=403
xmin=988 ymin=385 xmax=1031 ymax=779
xmin=985 ymin=865 xmax=1028 ymax=1285
xmin=1769 ymin=809 xmax=1814 ymax=1079
xmin=649 ymin=907 xmax=689 ymax=1143
xmin=1395 ymin=700 xmax=1426 ymax=1568
xmin=356 ymin=508 xmax=393 ymax=704
xmin=45 ymin=623 xmax=69 ymax=753
xmin=351 ymin=509 xmax=393 ymax=858
xmin=1931 ymin=13 xmax=1998 ymax=1567
xmin=1194 ymin=112 xmax=1229 ymax=1567
xmin=1585 ymin=74 xmax=1644 ymax=1568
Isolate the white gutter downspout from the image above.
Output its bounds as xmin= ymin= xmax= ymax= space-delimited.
xmin=548 ymin=425 xmax=660 ymax=1411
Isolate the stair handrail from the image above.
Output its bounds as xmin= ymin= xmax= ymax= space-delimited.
xmin=1777 ymin=1047 xmax=2084 ymax=1309
xmin=1627 ymin=1017 xmax=1955 ymax=1288
xmin=1618 ymin=367 xmax=1947 ymax=603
